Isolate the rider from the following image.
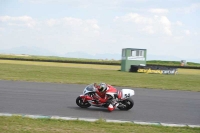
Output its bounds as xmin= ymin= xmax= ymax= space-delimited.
xmin=93 ymin=83 xmax=119 ymax=111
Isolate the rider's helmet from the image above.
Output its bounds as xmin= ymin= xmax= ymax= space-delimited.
xmin=98 ymin=83 xmax=107 ymax=92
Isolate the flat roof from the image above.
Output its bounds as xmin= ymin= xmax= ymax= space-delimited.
xmin=122 ymin=48 xmax=147 ymax=50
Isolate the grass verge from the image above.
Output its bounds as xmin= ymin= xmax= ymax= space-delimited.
xmin=1 ymin=54 xmax=200 ymax=66
xmin=0 ymin=116 xmax=199 ymax=133
xmin=0 ymin=60 xmax=200 ymax=91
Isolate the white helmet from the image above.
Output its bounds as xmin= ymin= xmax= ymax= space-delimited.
xmin=99 ymin=83 xmax=107 ymax=92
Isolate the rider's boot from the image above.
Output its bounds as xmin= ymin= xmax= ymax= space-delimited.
xmin=107 ymin=99 xmax=119 ymax=112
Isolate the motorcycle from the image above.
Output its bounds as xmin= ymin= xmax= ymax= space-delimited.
xmin=76 ymin=84 xmax=135 ymax=111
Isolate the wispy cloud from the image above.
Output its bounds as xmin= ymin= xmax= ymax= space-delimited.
xmin=114 ymin=13 xmax=153 ymax=24
xmin=141 ymin=26 xmax=155 ymax=34
xmin=114 ymin=13 xmax=173 ymax=36
xmin=46 ymin=17 xmax=100 ymax=35
xmin=19 ymin=0 xmax=45 ymax=4
xmin=148 ymin=8 xmax=169 ymax=14
xmin=46 ymin=19 xmax=60 ymax=27
xmin=177 ymin=3 xmax=200 ymax=13
xmin=184 ymin=30 xmax=191 ymax=35
xmin=160 ymin=16 xmax=172 ymax=36
xmin=0 ymin=16 xmax=36 ymax=28
xmin=175 ymin=21 xmax=183 ymax=26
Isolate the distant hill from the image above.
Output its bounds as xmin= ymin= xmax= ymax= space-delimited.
xmin=0 ymin=46 xmax=199 ymax=63
xmin=0 ymin=46 xmax=58 ymax=56
xmin=64 ymin=51 xmax=121 ymax=60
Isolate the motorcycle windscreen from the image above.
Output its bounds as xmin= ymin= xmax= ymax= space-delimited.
xmin=83 ymin=84 xmax=96 ymax=94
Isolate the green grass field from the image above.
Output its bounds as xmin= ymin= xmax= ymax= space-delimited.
xmin=0 ymin=60 xmax=200 ymax=91
xmin=0 ymin=116 xmax=199 ymax=133
xmin=0 ymin=59 xmax=200 ymax=133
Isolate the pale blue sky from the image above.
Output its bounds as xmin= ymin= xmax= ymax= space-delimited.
xmin=0 ymin=0 xmax=200 ymax=62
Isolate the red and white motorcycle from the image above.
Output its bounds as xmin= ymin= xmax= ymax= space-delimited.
xmin=76 ymin=84 xmax=135 ymax=111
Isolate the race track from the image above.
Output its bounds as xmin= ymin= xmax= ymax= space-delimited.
xmin=0 ymin=80 xmax=200 ymax=125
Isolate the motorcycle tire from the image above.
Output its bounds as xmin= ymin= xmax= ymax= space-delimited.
xmin=117 ymin=98 xmax=134 ymax=110
xmin=76 ymin=96 xmax=91 ymax=108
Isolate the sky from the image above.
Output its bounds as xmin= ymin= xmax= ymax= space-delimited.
xmin=0 ymin=0 xmax=200 ymax=62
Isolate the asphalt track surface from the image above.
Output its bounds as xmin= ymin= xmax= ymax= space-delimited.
xmin=0 ymin=80 xmax=200 ymax=125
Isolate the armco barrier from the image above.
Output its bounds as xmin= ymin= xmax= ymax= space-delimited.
xmin=0 ymin=57 xmax=120 ymax=65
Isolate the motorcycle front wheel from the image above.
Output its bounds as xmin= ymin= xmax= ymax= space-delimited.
xmin=117 ymin=98 xmax=134 ymax=110
xmin=76 ymin=96 xmax=91 ymax=108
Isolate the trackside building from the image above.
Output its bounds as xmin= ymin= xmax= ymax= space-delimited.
xmin=121 ymin=48 xmax=147 ymax=72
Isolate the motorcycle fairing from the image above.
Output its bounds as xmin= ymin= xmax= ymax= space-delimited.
xmin=121 ymin=89 xmax=135 ymax=99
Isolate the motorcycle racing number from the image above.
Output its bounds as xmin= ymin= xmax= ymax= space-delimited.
xmin=124 ymin=93 xmax=130 ymax=98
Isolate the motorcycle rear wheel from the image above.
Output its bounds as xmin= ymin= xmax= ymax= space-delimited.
xmin=117 ymin=98 xmax=134 ymax=110
xmin=76 ymin=96 xmax=91 ymax=108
